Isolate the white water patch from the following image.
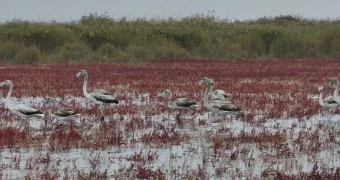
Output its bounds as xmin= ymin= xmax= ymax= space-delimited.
xmin=1 ymin=96 xmax=340 ymax=179
xmin=1 ymin=113 xmax=340 ymax=179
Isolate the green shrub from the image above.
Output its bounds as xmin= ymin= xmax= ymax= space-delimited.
xmin=23 ymin=25 xmax=76 ymax=52
xmin=0 ymin=22 xmax=30 ymax=42
xmin=1 ymin=14 xmax=340 ymax=63
xmin=78 ymin=26 xmax=130 ymax=50
xmin=125 ymin=45 xmax=151 ymax=59
xmin=96 ymin=43 xmax=135 ymax=63
xmin=97 ymin=43 xmax=120 ymax=58
xmin=114 ymin=51 xmax=136 ymax=64
xmin=59 ymin=42 xmax=90 ymax=60
xmin=151 ymin=44 xmax=189 ymax=59
xmin=13 ymin=45 xmax=41 ymax=64
xmin=269 ymin=31 xmax=304 ymax=58
xmin=0 ymin=42 xmax=25 ymax=59
xmin=85 ymin=51 xmax=109 ymax=63
xmin=320 ymin=28 xmax=340 ymax=57
xmin=155 ymin=28 xmax=212 ymax=50
xmin=256 ymin=27 xmax=284 ymax=55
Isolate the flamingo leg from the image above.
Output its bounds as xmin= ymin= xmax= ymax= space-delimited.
xmin=176 ymin=111 xmax=181 ymax=119
xmin=99 ymin=105 xmax=104 ymax=123
xmin=56 ymin=123 xmax=63 ymax=130
xmin=38 ymin=116 xmax=48 ymax=127
xmin=20 ymin=120 xmax=25 ymax=132
xmin=24 ymin=119 xmax=30 ymax=134
xmin=319 ymin=109 xmax=321 ymax=119
xmin=69 ymin=123 xmax=72 ymax=132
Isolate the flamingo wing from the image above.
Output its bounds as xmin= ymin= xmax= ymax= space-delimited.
xmin=324 ymin=96 xmax=337 ymax=104
xmin=15 ymin=104 xmax=43 ymax=116
xmin=175 ymin=98 xmax=198 ymax=108
xmin=54 ymin=109 xmax=79 ymax=117
xmin=93 ymin=89 xmax=112 ymax=95
xmin=91 ymin=91 xmax=119 ymax=104
xmin=213 ymin=103 xmax=241 ymax=112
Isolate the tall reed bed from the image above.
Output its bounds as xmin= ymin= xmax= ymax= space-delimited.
xmin=0 ymin=14 xmax=340 ymax=64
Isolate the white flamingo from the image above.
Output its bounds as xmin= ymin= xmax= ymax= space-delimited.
xmin=318 ymin=86 xmax=338 ymax=110
xmin=317 ymin=85 xmax=338 ymax=119
xmin=328 ymin=78 xmax=340 ymax=104
xmin=203 ymin=79 xmax=242 ymax=116
xmin=49 ymin=108 xmax=80 ymax=129
xmin=198 ymin=77 xmax=230 ymax=101
xmin=159 ymin=89 xmax=198 ymax=110
xmin=158 ymin=89 xmax=198 ymax=123
xmin=76 ymin=69 xmax=119 ymax=123
xmin=0 ymin=80 xmax=46 ymax=132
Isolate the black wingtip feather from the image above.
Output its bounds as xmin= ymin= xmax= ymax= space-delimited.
xmin=215 ymin=105 xmax=242 ymax=112
xmin=94 ymin=97 xmax=119 ymax=104
xmin=22 ymin=110 xmax=43 ymax=116
xmin=55 ymin=110 xmax=79 ymax=117
xmin=328 ymin=100 xmax=337 ymax=104
xmin=106 ymin=99 xmax=119 ymax=104
xmin=180 ymin=102 xmax=197 ymax=108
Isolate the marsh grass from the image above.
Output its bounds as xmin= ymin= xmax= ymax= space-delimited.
xmin=1 ymin=14 xmax=340 ymax=64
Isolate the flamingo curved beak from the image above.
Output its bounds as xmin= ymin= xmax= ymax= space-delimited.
xmin=76 ymin=72 xmax=81 ymax=79
xmin=0 ymin=81 xmax=7 ymax=88
xmin=158 ymin=90 xmax=168 ymax=97
xmin=198 ymin=80 xmax=204 ymax=86
xmin=327 ymin=81 xmax=336 ymax=89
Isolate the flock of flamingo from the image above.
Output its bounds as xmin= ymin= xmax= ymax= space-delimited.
xmin=0 ymin=69 xmax=243 ymax=132
xmin=317 ymin=78 xmax=340 ymax=110
xmin=1 ymin=69 xmax=338 ymax=132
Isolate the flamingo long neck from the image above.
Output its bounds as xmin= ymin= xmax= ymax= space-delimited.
xmin=48 ymin=109 xmax=54 ymax=117
xmin=203 ymin=83 xmax=210 ymax=108
xmin=167 ymin=91 xmax=173 ymax=108
xmin=208 ymin=83 xmax=216 ymax=101
xmin=334 ymin=83 xmax=340 ymax=100
xmin=319 ymin=90 xmax=325 ymax=107
xmin=5 ymin=82 xmax=13 ymax=107
xmin=209 ymin=83 xmax=214 ymax=94
xmin=82 ymin=73 xmax=90 ymax=98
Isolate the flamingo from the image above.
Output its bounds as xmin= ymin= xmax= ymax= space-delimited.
xmin=317 ymin=85 xmax=338 ymax=119
xmin=49 ymin=108 xmax=80 ymax=129
xmin=328 ymin=78 xmax=340 ymax=104
xmin=159 ymin=89 xmax=198 ymax=110
xmin=198 ymin=77 xmax=230 ymax=101
xmin=158 ymin=89 xmax=198 ymax=123
xmin=317 ymin=86 xmax=338 ymax=110
xmin=202 ymin=79 xmax=242 ymax=116
xmin=76 ymin=69 xmax=119 ymax=123
xmin=0 ymin=80 xmax=46 ymax=132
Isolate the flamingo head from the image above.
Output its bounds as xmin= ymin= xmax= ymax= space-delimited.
xmin=198 ymin=77 xmax=210 ymax=86
xmin=158 ymin=89 xmax=172 ymax=97
xmin=208 ymin=79 xmax=215 ymax=87
xmin=328 ymin=78 xmax=339 ymax=89
xmin=0 ymin=80 xmax=12 ymax=88
xmin=318 ymin=86 xmax=324 ymax=93
xmin=76 ymin=69 xmax=88 ymax=79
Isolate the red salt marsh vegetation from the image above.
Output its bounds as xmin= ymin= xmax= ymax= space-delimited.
xmin=1 ymin=58 xmax=339 ymax=118
xmin=1 ymin=58 xmax=340 ymax=179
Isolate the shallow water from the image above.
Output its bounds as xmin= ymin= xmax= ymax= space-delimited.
xmin=1 ymin=96 xmax=340 ymax=179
